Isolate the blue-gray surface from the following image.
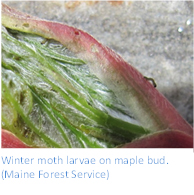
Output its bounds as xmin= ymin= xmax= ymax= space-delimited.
xmin=4 ymin=1 xmax=193 ymax=125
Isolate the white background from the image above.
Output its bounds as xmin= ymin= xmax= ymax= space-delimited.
xmin=0 ymin=149 xmax=194 ymax=195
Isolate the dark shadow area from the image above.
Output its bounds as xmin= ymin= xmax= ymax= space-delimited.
xmin=162 ymin=87 xmax=193 ymax=126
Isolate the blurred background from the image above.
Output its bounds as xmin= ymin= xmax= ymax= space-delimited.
xmin=3 ymin=1 xmax=193 ymax=126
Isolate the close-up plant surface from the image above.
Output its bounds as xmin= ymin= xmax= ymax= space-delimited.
xmin=1 ymin=2 xmax=193 ymax=148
